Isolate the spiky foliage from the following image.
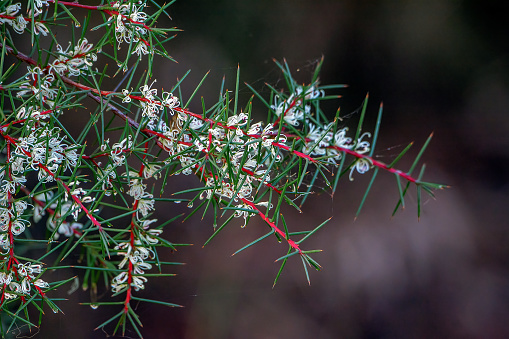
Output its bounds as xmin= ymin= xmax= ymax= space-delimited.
xmin=0 ymin=0 xmax=445 ymax=337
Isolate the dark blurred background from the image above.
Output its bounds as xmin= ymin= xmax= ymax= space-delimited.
xmin=39 ymin=1 xmax=509 ymax=338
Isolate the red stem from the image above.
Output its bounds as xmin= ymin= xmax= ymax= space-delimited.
xmin=0 ymin=132 xmax=103 ymax=231
xmin=47 ymin=1 xmax=153 ymax=33
xmin=1 ymin=40 xmax=422 ymax=204
xmin=47 ymin=1 xmax=104 ymax=10
xmin=123 ymin=141 xmax=149 ymax=314
xmin=240 ymin=198 xmax=302 ymax=254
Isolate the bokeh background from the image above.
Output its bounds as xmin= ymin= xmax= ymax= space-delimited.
xmin=35 ymin=1 xmax=509 ymax=338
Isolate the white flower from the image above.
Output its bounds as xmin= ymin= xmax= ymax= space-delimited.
xmin=34 ymin=22 xmax=49 ymax=36
xmin=261 ymin=123 xmax=287 ymax=147
xmin=11 ymin=219 xmax=29 ymax=236
xmin=8 ymin=281 xmax=22 ymax=295
xmin=121 ymin=89 xmax=132 ymax=103
xmin=12 ymin=15 xmax=27 ymax=34
xmin=349 ymin=158 xmax=372 ymax=181
xmin=355 ymin=132 xmax=371 ymax=154
xmin=49 ymin=39 xmax=96 ymax=76
xmin=189 ymin=117 xmax=205 ymax=130
xmin=210 ymin=127 xmax=225 ymax=140
xmin=247 ymin=122 xmax=262 ymax=135
xmin=227 ymin=113 xmax=248 ymax=127
xmin=133 ymin=262 xmax=152 ymax=276
xmin=137 ymin=192 xmax=155 ymax=218
xmin=5 ymin=4 xmax=21 ymax=16
xmin=140 ymin=229 xmax=162 ymax=245
xmin=139 ymin=218 xmax=157 ymax=230
xmin=110 ymin=136 xmax=132 ymax=166
xmin=34 ymin=279 xmax=49 ymax=288
xmin=143 ymin=164 xmax=161 ymax=179
xmin=0 ymin=272 xmax=13 ymax=285
xmin=334 ymin=127 xmax=352 ymax=148
xmin=133 ymin=41 xmax=149 ymax=56
xmin=20 ymin=278 xmax=31 ymax=294
xmin=140 ymin=81 xmax=157 ymax=100
xmin=57 ymin=221 xmax=83 ymax=238
xmin=111 ymin=272 xmax=128 ymax=293
xmin=0 ymin=233 xmax=9 ymax=250
xmin=161 ymin=92 xmax=180 ymax=110
xmin=131 ymin=275 xmax=148 ymax=291
xmin=234 ymin=203 xmax=255 ymax=227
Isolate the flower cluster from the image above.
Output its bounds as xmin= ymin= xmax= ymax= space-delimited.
xmin=33 ymin=191 xmax=84 ymax=240
xmin=303 ymin=123 xmax=373 ymax=179
xmin=110 ymin=169 xmax=161 ymax=293
xmin=0 ymin=263 xmax=49 ymax=300
xmin=0 ymin=177 xmax=30 ymax=238
xmin=49 ymin=39 xmax=97 ymax=77
xmin=111 ymin=233 xmax=158 ymax=293
xmin=0 ymin=2 xmax=49 ymax=35
xmin=11 ymin=119 xmax=80 ymax=182
xmin=123 ymin=81 xmax=180 ymax=129
xmin=190 ymin=114 xmax=284 ymax=226
xmin=272 ymin=84 xmax=373 ymax=179
xmin=109 ymin=137 xmax=164 ymax=294
xmin=271 ymin=85 xmax=323 ymax=126
xmin=17 ymin=39 xmax=97 ymax=99
xmin=98 ymin=136 xmax=133 ymax=193
xmin=2 ymin=104 xmax=89 ymax=243
xmin=17 ymin=66 xmax=58 ymax=99
xmin=108 ymin=2 xmax=151 ymax=56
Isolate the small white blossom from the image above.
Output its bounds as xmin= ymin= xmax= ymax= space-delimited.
xmin=137 ymin=192 xmax=155 ymax=218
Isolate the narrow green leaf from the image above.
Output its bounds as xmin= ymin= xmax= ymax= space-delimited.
xmin=408 ymin=132 xmax=433 ymax=175
xmin=184 ymin=71 xmax=210 ymax=108
xmin=297 ymin=217 xmax=331 ymax=244
xmin=232 ymin=231 xmax=273 ymax=256
xmin=355 ymin=168 xmax=379 ymax=219
xmin=203 ymin=214 xmax=235 ymax=247
xmin=369 ymin=102 xmax=383 ymax=157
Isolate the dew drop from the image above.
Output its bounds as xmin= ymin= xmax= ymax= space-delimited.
xmin=187 ymin=202 xmax=193 ymax=208
xmin=90 ymin=304 xmax=99 ymax=310
xmin=174 ymin=200 xmax=181 ymax=204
